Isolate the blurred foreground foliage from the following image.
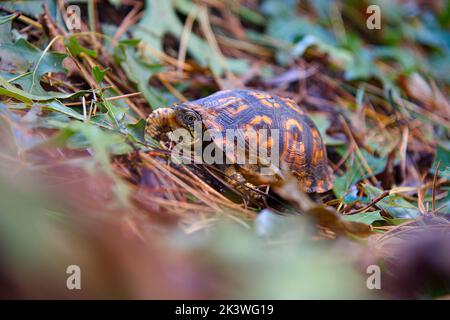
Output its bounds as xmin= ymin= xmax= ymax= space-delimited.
xmin=0 ymin=0 xmax=449 ymax=299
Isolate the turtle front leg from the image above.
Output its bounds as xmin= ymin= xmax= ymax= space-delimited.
xmin=145 ymin=108 xmax=176 ymax=141
xmin=224 ymin=165 xmax=265 ymax=203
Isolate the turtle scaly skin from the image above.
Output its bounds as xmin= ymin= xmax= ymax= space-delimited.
xmin=145 ymin=108 xmax=178 ymax=141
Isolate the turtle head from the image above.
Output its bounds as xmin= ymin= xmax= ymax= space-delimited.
xmin=174 ymin=104 xmax=202 ymax=135
xmin=145 ymin=104 xmax=202 ymax=141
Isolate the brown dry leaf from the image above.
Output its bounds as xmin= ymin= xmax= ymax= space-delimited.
xmin=307 ymin=206 xmax=373 ymax=238
xmin=400 ymin=73 xmax=450 ymax=118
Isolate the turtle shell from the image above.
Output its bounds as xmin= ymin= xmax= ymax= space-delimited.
xmin=182 ymin=89 xmax=333 ymax=193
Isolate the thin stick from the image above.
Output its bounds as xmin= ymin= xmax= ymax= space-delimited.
xmin=112 ymin=3 xmax=143 ymax=45
xmin=157 ymin=74 xmax=187 ymax=102
xmin=340 ymin=115 xmax=378 ymax=185
xmin=399 ymin=126 xmax=408 ymax=179
xmin=64 ymin=92 xmax=142 ymax=106
xmin=197 ymin=4 xmax=239 ymax=84
xmin=87 ymin=0 xmax=97 ymax=33
xmin=91 ymin=90 xmax=98 ymax=116
xmin=432 ymin=160 xmax=441 ymax=213
xmin=346 ymin=190 xmax=390 ymax=215
xmin=88 ymin=99 xmax=95 ymax=120
xmin=81 ymin=96 xmax=87 ymax=122
xmin=0 ymin=9 xmax=43 ymax=30
xmin=140 ymin=43 xmax=193 ymax=71
xmin=417 ymin=174 xmax=427 ymax=214
xmin=177 ymin=7 xmax=197 ymax=74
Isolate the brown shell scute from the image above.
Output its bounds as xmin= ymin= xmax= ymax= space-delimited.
xmin=182 ymin=89 xmax=334 ymax=193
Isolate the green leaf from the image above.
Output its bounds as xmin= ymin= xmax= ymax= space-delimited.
xmin=235 ymin=6 xmax=266 ymax=25
xmin=362 ymin=184 xmax=421 ymax=219
xmin=92 ymin=66 xmax=107 ymax=83
xmin=431 ymin=143 xmax=450 ymax=179
xmin=0 ymin=13 xmax=19 ymax=25
xmin=291 ymin=35 xmax=352 ymax=68
xmin=384 ymin=217 xmax=414 ymax=225
xmin=0 ymin=75 xmax=89 ymax=102
xmin=65 ymin=36 xmax=97 ymax=58
xmin=333 ymin=150 xmax=387 ymax=198
xmin=0 ymin=38 xmax=67 ymax=94
xmin=100 ymin=99 xmax=127 ymax=127
xmin=0 ymin=14 xmax=13 ymax=44
xmin=436 ymin=187 xmax=450 ymax=215
xmin=43 ymin=101 xmax=85 ymax=121
xmin=372 ymin=46 xmax=418 ymax=70
xmin=344 ymin=48 xmax=373 ymax=80
xmin=126 ymin=119 xmax=147 ymax=144
xmin=261 ymin=3 xmax=352 ymax=66
xmin=117 ymin=43 xmax=167 ymax=109
xmin=118 ymin=38 xmax=141 ymax=47
xmin=341 ymin=211 xmax=384 ymax=225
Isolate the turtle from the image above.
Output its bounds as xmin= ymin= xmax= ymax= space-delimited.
xmin=145 ymin=89 xmax=333 ymax=201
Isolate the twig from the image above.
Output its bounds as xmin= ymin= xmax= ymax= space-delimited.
xmin=197 ymin=4 xmax=240 ymax=85
xmin=112 ymin=3 xmax=143 ymax=46
xmin=64 ymin=92 xmax=142 ymax=106
xmin=82 ymin=96 xmax=87 ymax=122
xmin=417 ymin=174 xmax=427 ymax=214
xmin=340 ymin=115 xmax=378 ymax=185
xmin=177 ymin=6 xmax=197 ymax=74
xmin=140 ymin=43 xmax=193 ymax=71
xmin=400 ymin=126 xmax=408 ymax=180
xmin=432 ymin=160 xmax=441 ymax=213
xmin=157 ymin=74 xmax=187 ymax=102
xmin=346 ymin=190 xmax=390 ymax=215
xmin=0 ymin=9 xmax=43 ymax=30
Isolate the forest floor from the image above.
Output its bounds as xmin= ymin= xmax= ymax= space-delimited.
xmin=0 ymin=0 xmax=449 ymax=299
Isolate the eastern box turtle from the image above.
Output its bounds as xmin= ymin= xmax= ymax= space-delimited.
xmin=146 ymin=89 xmax=333 ymax=199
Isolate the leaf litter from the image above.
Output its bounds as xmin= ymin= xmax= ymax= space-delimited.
xmin=0 ymin=0 xmax=449 ymax=299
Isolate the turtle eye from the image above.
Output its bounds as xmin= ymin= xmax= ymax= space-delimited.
xmin=183 ymin=112 xmax=198 ymax=124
